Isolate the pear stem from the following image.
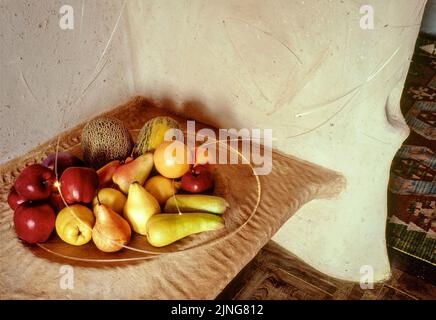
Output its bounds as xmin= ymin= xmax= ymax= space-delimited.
xmin=96 ymin=193 xmax=102 ymax=206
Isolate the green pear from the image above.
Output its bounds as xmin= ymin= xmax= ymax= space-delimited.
xmin=146 ymin=213 xmax=225 ymax=247
xmin=112 ymin=153 xmax=154 ymax=194
xmin=123 ymin=182 xmax=161 ymax=235
xmin=164 ymin=195 xmax=229 ymax=214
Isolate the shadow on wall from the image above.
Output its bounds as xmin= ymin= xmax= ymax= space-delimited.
xmin=421 ymin=0 xmax=436 ymax=36
xmin=140 ymin=94 xmax=242 ymax=131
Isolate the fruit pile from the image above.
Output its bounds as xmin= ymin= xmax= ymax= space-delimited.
xmin=8 ymin=116 xmax=229 ymax=252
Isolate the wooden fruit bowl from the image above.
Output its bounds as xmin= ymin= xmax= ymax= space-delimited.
xmin=0 ymin=97 xmax=345 ymax=299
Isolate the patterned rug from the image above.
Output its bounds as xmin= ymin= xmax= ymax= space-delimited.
xmin=387 ymin=35 xmax=436 ymax=265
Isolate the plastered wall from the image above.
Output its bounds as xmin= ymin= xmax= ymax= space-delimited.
xmin=0 ymin=0 xmax=134 ymax=163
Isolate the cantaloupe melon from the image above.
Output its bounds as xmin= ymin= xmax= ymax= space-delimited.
xmin=81 ymin=117 xmax=133 ymax=168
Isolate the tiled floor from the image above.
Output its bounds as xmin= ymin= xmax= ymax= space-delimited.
xmin=218 ymin=241 xmax=436 ymax=300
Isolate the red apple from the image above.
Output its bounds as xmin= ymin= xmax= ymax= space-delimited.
xmin=181 ymin=164 xmax=214 ymax=193
xmin=96 ymin=160 xmax=120 ymax=188
xmin=14 ymin=202 xmax=55 ymax=243
xmin=59 ymin=167 xmax=99 ymax=204
xmin=14 ymin=164 xmax=56 ymax=201
xmin=49 ymin=192 xmax=66 ymax=212
xmin=42 ymin=152 xmax=84 ymax=176
xmin=7 ymin=186 xmax=27 ymax=210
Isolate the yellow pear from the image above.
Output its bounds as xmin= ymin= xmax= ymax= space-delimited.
xmin=144 ymin=175 xmax=181 ymax=205
xmin=112 ymin=153 xmax=154 ymax=194
xmin=92 ymin=203 xmax=131 ymax=252
xmin=92 ymin=188 xmax=126 ymax=214
xmin=56 ymin=205 xmax=95 ymax=246
xmin=146 ymin=213 xmax=225 ymax=247
xmin=124 ymin=182 xmax=161 ymax=235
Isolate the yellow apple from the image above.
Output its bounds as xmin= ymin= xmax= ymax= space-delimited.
xmin=55 ymin=204 xmax=95 ymax=246
xmin=92 ymin=188 xmax=127 ymax=214
xmin=153 ymin=141 xmax=191 ymax=179
xmin=144 ymin=175 xmax=181 ymax=205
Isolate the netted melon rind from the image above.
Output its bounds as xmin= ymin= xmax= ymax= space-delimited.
xmin=81 ymin=117 xmax=133 ymax=168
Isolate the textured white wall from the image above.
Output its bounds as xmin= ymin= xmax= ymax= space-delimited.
xmin=0 ymin=0 xmax=134 ymax=163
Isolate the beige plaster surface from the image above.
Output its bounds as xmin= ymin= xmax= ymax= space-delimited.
xmin=0 ymin=0 xmax=134 ymax=163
